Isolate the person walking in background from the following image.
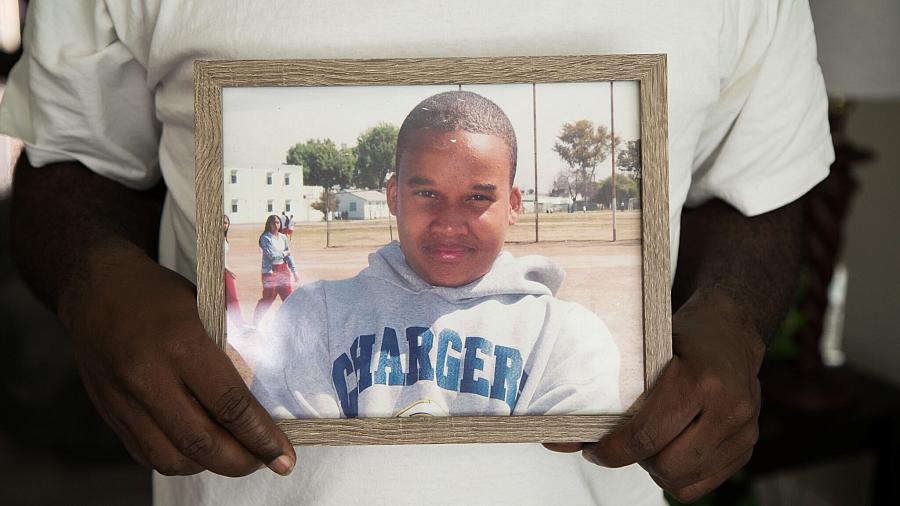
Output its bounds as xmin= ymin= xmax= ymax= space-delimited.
xmin=283 ymin=213 xmax=294 ymax=241
xmin=253 ymin=214 xmax=299 ymax=325
xmin=223 ymin=214 xmax=250 ymax=334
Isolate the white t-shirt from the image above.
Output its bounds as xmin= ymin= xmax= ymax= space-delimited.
xmin=0 ymin=1 xmax=834 ymax=505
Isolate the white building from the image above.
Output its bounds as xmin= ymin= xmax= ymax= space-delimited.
xmin=223 ymin=163 xmax=324 ymax=223
xmin=336 ymin=190 xmax=390 ymax=220
xmin=521 ymin=194 xmax=571 ymax=214
xmin=296 ymin=185 xmax=327 ymax=222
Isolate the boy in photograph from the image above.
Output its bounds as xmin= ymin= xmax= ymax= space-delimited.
xmin=250 ymin=91 xmax=621 ymax=419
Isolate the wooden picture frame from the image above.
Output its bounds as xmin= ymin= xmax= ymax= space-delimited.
xmin=195 ymin=55 xmax=671 ymax=445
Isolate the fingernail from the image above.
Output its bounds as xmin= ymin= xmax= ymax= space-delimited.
xmin=582 ymin=449 xmax=607 ymax=467
xmin=267 ymin=454 xmax=295 ymax=476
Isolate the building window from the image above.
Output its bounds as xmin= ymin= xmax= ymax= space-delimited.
xmin=266 ymin=172 xmax=273 ymax=185
xmin=231 ymin=199 xmax=239 ymax=213
xmin=230 ymin=170 xmax=238 ymax=184
xmin=349 ymin=202 xmax=357 ymax=212
xmin=284 ymin=173 xmax=291 ymax=185
xmin=285 ymin=200 xmax=292 ymax=212
xmin=267 ymin=200 xmax=274 ymax=212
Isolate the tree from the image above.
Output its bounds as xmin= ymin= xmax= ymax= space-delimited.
xmin=616 ymin=139 xmax=641 ymax=196
xmin=592 ymin=174 xmax=639 ymax=210
xmin=310 ymin=190 xmax=340 ymax=218
xmin=286 ymin=138 xmax=355 ymax=189
xmin=353 ymin=123 xmax=399 ymax=189
xmin=553 ymin=120 xmax=618 ymax=206
xmin=550 ymin=170 xmax=578 ymax=208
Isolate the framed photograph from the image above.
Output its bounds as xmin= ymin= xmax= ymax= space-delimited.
xmin=195 ymin=55 xmax=671 ymax=445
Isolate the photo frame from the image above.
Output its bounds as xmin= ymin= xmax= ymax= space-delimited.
xmin=195 ymin=55 xmax=671 ymax=445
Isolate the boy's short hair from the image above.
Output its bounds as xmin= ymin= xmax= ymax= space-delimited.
xmin=395 ymin=91 xmax=518 ymax=184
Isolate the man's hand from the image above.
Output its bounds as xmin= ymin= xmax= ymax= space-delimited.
xmin=545 ymin=294 xmax=763 ymax=502
xmin=586 ymin=294 xmax=763 ymax=502
xmin=60 ymin=240 xmax=296 ymax=476
xmin=546 ymin=198 xmax=804 ymax=502
xmin=10 ymin=158 xmax=295 ymax=477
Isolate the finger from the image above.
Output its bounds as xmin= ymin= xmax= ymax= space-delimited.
xmin=137 ymin=376 xmax=266 ymax=477
xmin=640 ymin=382 xmax=758 ymax=486
xmin=543 ymin=443 xmax=585 ymax=453
xmin=641 ymin=376 xmax=759 ymax=486
xmin=106 ymin=411 xmax=152 ymax=469
xmin=107 ymin=388 xmax=205 ymax=476
xmin=584 ymin=358 xmax=701 ymax=468
xmin=87 ymin=382 xmax=152 ymax=469
xmin=644 ymin=418 xmax=759 ymax=490
xmin=78 ymin=366 xmax=153 ymax=469
xmin=663 ymin=448 xmax=754 ymax=504
xmin=179 ymin=339 xmax=296 ymax=475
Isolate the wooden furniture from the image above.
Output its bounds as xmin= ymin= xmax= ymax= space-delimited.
xmin=751 ymin=362 xmax=900 ymax=505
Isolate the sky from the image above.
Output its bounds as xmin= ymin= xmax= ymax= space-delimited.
xmin=223 ymin=81 xmax=640 ymax=194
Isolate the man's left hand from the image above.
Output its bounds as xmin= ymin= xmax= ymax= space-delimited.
xmin=546 ymin=292 xmax=765 ymax=503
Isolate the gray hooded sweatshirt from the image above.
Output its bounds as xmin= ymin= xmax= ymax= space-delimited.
xmin=250 ymin=241 xmax=620 ymax=419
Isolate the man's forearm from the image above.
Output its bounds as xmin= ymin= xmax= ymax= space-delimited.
xmin=11 ymin=155 xmax=297 ymax=476
xmin=10 ymin=155 xmax=164 ymax=310
xmin=672 ymin=197 xmax=804 ymax=344
xmin=580 ymin=197 xmax=806 ymax=502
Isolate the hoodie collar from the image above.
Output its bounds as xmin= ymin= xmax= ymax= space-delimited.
xmin=361 ymin=241 xmax=564 ymax=302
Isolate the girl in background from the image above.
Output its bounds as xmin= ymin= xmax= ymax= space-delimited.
xmin=223 ymin=214 xmax=248 ymax=332
xmin=253 ymin=214 xmax=299 ymax=325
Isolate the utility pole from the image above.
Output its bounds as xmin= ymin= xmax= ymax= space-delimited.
xmin=533 ymin=83 xmax=539 ymax=243
xmin=385 ymin=172 xmax=394 ymax=242
xmin=325 ymin=187 xmax=331 ymax=248
xmin=610 ymin=81 xmax=617 ymax=242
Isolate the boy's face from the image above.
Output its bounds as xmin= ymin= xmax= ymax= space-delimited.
xmin=387 ymin=128 xmax=521 ymax=287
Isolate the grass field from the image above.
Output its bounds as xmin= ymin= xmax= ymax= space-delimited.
xmin=226 ymin=209 xmax=645 ymax=407
xmin=262 ymin=209 xmax=642 ymax=249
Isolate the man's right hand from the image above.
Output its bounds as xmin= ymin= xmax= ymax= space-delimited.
xmin=58 ymin=239 xmax=296 ymax=477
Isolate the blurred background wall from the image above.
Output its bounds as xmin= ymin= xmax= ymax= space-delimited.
xmin=810 ymin=0 xmax=900 ymax=388
xmin=842 ymin=103 xmax=900 ymax=387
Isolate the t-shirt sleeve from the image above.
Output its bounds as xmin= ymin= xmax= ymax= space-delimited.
xmin=687 ymin=0 xmax=835 ymax=216
xmin=0 ymin=1 xmax=161 ymax=189
xmin=525 ymin=304 xmax=622 ymax=415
